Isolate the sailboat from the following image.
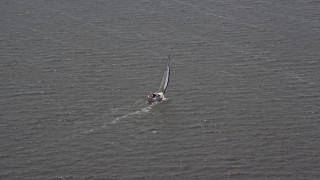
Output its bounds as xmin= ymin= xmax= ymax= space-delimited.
xmin=147 ymin=55 xmax=170 ymax=102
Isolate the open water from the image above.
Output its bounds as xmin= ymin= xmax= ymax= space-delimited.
xmin=1 ymin=0 xmax=320 ymax=179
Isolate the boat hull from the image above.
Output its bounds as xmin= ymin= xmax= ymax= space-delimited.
xmin=147 ymin=92 xmax=164 ymax=102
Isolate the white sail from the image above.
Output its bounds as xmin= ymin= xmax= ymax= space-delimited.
xmin=158 ymin=55 xmax=170 ymax=93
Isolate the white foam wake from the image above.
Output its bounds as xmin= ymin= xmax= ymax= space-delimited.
xmin=81 ymin=99 xmax=168 ymax=134
xmin=111 ymin=102 xmax=158 ymax=124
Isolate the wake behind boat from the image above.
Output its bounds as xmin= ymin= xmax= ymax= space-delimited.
xmin=147 ymin=55 xmax=171 ymax=102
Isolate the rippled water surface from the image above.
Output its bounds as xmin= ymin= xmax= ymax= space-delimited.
xmin=1 ymin=0 xmax=320 ymax=179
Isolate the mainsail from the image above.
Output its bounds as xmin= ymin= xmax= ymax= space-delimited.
xmin=158 ymin=55 xmax=170 ymax=93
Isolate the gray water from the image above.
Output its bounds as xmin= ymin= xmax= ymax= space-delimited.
xmin=1 ymin=0 xmax=320 ymax=179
